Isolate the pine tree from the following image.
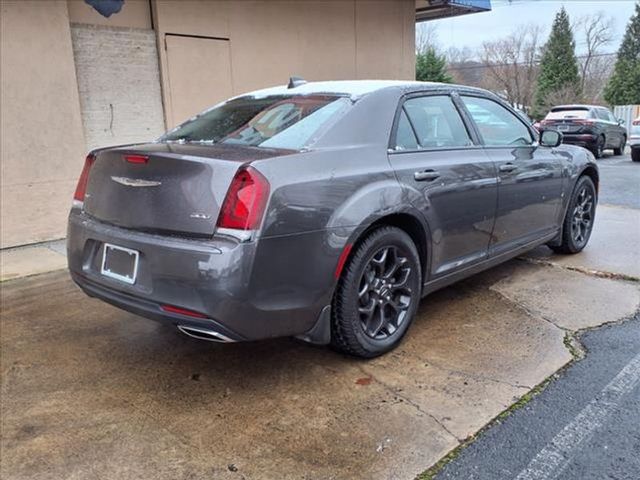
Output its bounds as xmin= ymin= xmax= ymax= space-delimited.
xmin=604 ymin=2 xmax=640 ymax=105
xmin=534 ymin=7 xmax=580 ymax=115
xmin=416 ymin=48 xmax=453 ymax=83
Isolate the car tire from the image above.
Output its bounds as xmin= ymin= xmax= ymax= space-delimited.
xmin=632 ymin=149 xmax=640 ymax=162
xmin=331 ymin=226 xmax=421 ymax=358
xmin=613 ymin=136 xmax=626 ymax=156
xmin=549 ymin=175 xmax=597 ymax=254
xmin=591 ymin=135 xmax=605 ymax=158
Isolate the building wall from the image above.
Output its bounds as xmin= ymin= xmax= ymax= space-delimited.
xmin=1 ymin=0 xmax=415 ymax=248
xmin=0 ymin=1 xmax=86 ymax=248
xmin=153 ymin=0 xmax=416 ymax=127
xmin=70 ymin=24 xmax=165 ymax=151
xmin=67 ymin=0 xmax=152 ymax=29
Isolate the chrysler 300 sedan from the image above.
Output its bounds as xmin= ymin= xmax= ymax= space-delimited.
xmin=68 ymin=80 xmax=598 ymax=357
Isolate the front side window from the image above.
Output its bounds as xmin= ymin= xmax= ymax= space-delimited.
xmin=462 ymin=96 xmax=533 ymax=146
xmin=160 ymin=94 xmax=350 ymax=150
xmin=401 ymin=95 xmax=472 ymax=148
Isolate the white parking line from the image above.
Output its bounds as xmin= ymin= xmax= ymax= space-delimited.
xmin=514 ymin=352 xmax=640 ymax=480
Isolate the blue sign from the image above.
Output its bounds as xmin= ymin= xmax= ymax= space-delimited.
xmin=449 ymin=0 xmax=492 ymax=11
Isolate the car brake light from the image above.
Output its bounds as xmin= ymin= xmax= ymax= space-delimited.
xmin=217 ymin=166 xmax=270 ymax=230
xmin=73 ymin=153 xmax=96 ymax=202
xmin=633 ymin=120 xmax=640 ymax=126
xmin=574 ymin=119 xmax=595 ymax=126
xmin=124 ymin=154 xmax=149 ymax=164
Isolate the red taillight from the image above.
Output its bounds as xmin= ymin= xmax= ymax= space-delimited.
xmin=633 ymin=120 xmax=640 ymax=126
xmin=73 ymin=153 xmax=95 ymax=202
xmin=217 ymin=166 xmax=270 ymax=230
xmin=161 ymin=304 xmax=208 ymax=319
xmin=124 ymin=154 xmax=149 ymax=164
xmin=574 ymin=119 xmax=595 ymax=126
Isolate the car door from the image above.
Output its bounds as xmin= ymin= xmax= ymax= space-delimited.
xmin=604 ymin=108 xmax=625 ymax=147
xmin=387 ymin=93 xmax=498 ymax=278
xmin=458 ymin=95 xmax=564 ymax=256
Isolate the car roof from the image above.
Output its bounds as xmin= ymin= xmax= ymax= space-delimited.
xmin=234 ymin=80 xmax=487 ymax=100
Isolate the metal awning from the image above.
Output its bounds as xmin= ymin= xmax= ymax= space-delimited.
xmin=415 ymin=0 xmax=491 ymax=22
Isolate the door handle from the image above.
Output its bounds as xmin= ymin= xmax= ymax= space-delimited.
xmin=414 ymin=169 xmax=440 ymax=181
xmin=499 ymin=163 xmax=518 ymax=173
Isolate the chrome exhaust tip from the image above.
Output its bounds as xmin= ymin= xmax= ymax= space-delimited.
xmin=177 ymin=325 xmax=235 ymax=343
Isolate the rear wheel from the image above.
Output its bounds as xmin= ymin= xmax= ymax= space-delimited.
xmin=331 ymin=226 xmax=421 ymax=358
xmin=613 ymin=136 xmax=626 ymax=156
xmin=591 ymin=135 xmax=605 ymax=158
xmin=549 ymin=176 xmax=596 ymax=254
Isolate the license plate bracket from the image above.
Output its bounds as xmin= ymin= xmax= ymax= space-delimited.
xmin=101 ymin=243 xmax=139 ymax=285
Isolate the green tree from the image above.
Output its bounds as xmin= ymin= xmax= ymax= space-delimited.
xmin=416 ymin=47 xmax=453 ymax=83
xmin=534 ymin=7 xmax=580 ymax=115
xmin=604 ymin=2 xmax=640 ymax=105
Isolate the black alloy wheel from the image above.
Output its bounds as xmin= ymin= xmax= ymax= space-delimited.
xmin=357 ymin=245 xmax=413 ymax=340
xmin=549 ymin=175 xmax=597 ymax=254
xmin=331 ymin=226 xmax=421 ymax=358
xmin=570 ymin=183 xmax=595 ymax=249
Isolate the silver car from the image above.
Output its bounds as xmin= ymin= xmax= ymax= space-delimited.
xmin=629 ymin=117 xmax=640 ymax=162
xmin=67 ymin=80 xmax=598 ymax=357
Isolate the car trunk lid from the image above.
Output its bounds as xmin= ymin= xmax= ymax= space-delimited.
xmin=83 ymin=143 xmax=286 ymax=236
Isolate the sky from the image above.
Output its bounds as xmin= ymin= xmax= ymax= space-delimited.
xmin=422 ymin=0 xmax=637 ymax=56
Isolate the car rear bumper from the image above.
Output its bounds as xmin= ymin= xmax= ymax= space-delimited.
xmin=67 ymin=208 xmax=334 ymax=342
xmin=560 ymin=133 xmax=598 ymax=149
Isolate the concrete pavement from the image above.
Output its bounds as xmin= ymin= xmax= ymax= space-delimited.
xmin=1 ymin=154 xmax=639 ymax=479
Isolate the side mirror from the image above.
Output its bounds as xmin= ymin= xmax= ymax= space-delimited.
xmin=540 ymin=130 xmax=563 ymax=148
xmin=617 ymin=118 xmax=625 ymax=126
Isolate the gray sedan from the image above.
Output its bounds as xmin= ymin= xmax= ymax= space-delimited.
xmin=67 ymin=80 xmax=598 ymax=357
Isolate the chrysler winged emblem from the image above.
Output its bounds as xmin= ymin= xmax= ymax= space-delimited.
xmin=111 ymin=176 xmax=162 ymax=187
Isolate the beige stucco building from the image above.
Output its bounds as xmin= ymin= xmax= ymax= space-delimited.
xmin=1 ymin=0 xmax=486 ymax=249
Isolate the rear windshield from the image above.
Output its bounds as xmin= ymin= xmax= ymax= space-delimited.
xmin=546 ymin=108 xmax=591 ymax=120
xmin=160 ymin=94 xmax=350 ymax=150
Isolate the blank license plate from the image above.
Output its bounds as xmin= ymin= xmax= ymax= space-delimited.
xmin=558 ymin=125 xmax=570 ymax=131
xmin=101 ymin=243 xmax=139 ymax=284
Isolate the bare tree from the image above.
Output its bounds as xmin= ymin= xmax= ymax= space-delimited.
xmin=575 ymin=12 xmax=614 ymax=101
xmin=416 ymin=22 xmax=439 ymax=54
xmin=479 ymin=24 xmax=543 ymax=112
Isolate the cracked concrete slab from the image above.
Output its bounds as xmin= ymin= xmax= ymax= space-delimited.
xmin=492 ymin=262 xmax=640 ymax=331
xmin=1 ymin=249 xmax=634 ymax=479
xmin=360 ymin=283 xmax=571 ymax=440
xmin=525 ymin=205 xmax=640 ymax=280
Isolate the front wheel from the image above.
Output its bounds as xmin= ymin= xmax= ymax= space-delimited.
xmin=549 ymin=176 xmax=597 ymax=254
xmin=331 ymin=226 xmax=421 ymax=358
xmin=591 ymin=135 xmax=605 ymax=159
xmin=613 ymin=136 xmax=626 ymax=156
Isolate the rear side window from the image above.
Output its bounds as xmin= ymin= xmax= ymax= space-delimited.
xmin=394 ymin=110 xmax=419 ymax=150
xmin=596 ymin=109 xmax=611 ymax=121
xmin=160 ymin=94 xmax=350 ymax=150
xmin=462 ymin=96 xmax=533 ymax=146
xmin=401 ymin=95 xmax=471 ymax=148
